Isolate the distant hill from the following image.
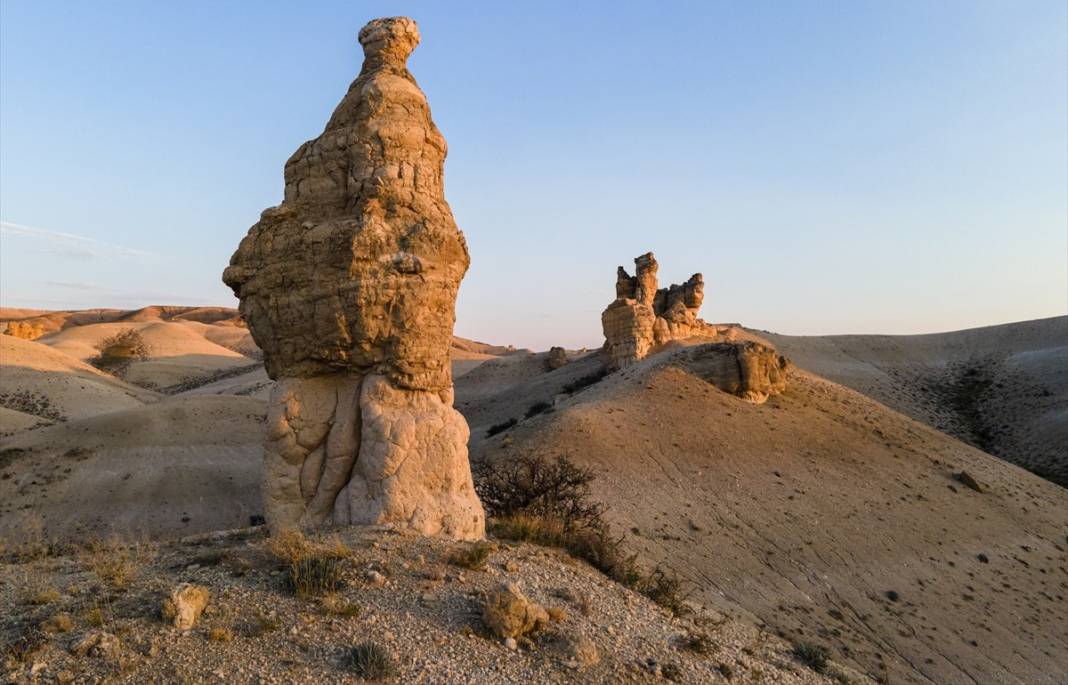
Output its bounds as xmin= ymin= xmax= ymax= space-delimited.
xmin=763 ymin=316 xmax=1068 ymax=486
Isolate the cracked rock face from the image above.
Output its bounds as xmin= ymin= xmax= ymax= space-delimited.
xmin=679 ymin=342 xmax=790 ymax=404
xmin=223 ymin=17 xmax=484 ymax=540
xmin=602 ymin=252 xmax=706 ymax=368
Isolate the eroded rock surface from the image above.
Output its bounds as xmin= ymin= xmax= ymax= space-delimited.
xmin=677 ymin=341 xmax=789 ymax=404
xmin=601 ymin=252 xmax=707 ymax=368
xmin=223 ymin=17 xmax=484 ymax=540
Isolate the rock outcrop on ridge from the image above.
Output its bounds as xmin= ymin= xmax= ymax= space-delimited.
xmin=601 ymin=252 xmax=707 ymax=368
xmin=223 ymin=17 xmax=484 ymax=540
xmin=601 ymin=252 xmax=788 ymax=402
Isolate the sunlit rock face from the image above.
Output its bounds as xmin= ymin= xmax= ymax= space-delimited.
xmin=224 ymin=17 xmax=484 ymax=540
xmin=602 ymin=252 xmax=705 ymax=369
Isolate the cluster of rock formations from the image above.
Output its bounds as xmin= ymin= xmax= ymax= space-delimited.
xmin=223 ymin=17 xmax=484 ymax=540
xmin=601 ymin=252 xmax=789 ymax=403
xmin=601 ymin=253 xmax=707 ymax=369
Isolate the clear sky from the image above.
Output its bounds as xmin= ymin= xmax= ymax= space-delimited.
xmin=1 ymin=1 xmax=1065 ymax=349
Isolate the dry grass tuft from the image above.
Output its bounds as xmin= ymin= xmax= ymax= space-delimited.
xmin=208 ymin=627 xmax=234 ymax=642
xmin=41 ymin=613 xmax=74 ymax=634
xmin=269 ymin=530 xmax=351 ymax=598
xmin=79 ymin=535 xmax=154 ymax=590
xmin=446 ymin=541 xmax=497 ymax=570
xmin=348 ymin=641 xmax=396 ymax=680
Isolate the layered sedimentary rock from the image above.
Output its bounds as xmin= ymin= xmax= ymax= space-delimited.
xmin=679 ymin=342 xmax=790 ymax=404
xmin=601 ymin=252 xmax=707 ymax=368
xmin=223 ymin=17 xmax=484 ymax=540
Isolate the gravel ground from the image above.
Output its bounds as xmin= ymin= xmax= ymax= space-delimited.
xmin=1 ymin=526 xmax=861 ymax=684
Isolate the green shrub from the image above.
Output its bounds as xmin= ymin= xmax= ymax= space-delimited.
xmin=348 ymin=641 xmax=396 ymax=680
xmin=524 ymin=401 xmax=552 ymax=418
xmin=283 ymin=554 xmax=346 ymax=597
xmin=561 ymin=367 xmax=608 ymax=394
xmin=486 ymin=418 xmax=517 ymax=437
xmin=792 ymin=641 xmax=831 ymax=673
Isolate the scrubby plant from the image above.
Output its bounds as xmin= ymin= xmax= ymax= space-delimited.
xmin=639 ymin=566 xmax=690 ymax=616
xmin=270 ymin=530 xmax=350 ymax=597
xmin=208 ymin=627 xmax=234 ymax=642
xmin=475 ymin=454 xmax=681 ymax=609
xmin=446 ymin=540 xmax=497 ymax=570
xmin=524 ymin=401 xmax=552 ymax=418
xmin=486 ymin=418 xmax=517 ymax=437
xmin=322 ymin=595 xmax=361 ymax=617
xmin=682 ymin=631 xmax=716 ymax=655
xmin=284 ymin=553 xmax=346 ymax=597
xmin=792 ymin=641 xmax=831 ymax=673
xmin=348 ymin=641 xmax=396 ymax=680
xmin=80 ymin=535 xmax=153 ymax=590
xmin=92 ymin=328 xmax=150 ymax=371
xmin=561 ymin=367 xmax=609 ymax=394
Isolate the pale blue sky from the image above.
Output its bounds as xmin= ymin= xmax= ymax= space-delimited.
xmin=1 ymin=1 xmax=1065 ymax=349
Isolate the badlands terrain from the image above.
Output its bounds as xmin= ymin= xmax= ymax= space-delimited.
xmin=1 ymin=306 xmax=1066 ymax=684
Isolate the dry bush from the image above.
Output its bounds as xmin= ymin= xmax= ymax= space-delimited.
xmin=792 ymin=641 xmax=831 ymax=673
xmin=477 ymin=454 xmax=688 ymax=613
xmin=80 ymin=535 xmax=154 ymax=590
xmin=475 ymin=455 xmax=606 ymax=528
xmin=41 ymin=613 xmax=73 ymax=634
xmin=93 ymin=328 xmax=150 ymax=371
xmin=446 ymin=541 xmax=497 ymax=570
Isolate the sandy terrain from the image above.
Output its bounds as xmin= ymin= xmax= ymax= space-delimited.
xmin=763 ymin=316 xmax=1068 ymax=486
xmin=0 ymin=396 xmax=266 ymax=541
xmin=462 ymin=340 xmax=1068 ymax=685
xmin=0 ymin=336 xmax=154 ymax=422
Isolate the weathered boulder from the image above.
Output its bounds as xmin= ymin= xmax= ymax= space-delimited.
xmin=161 ymin=584 xmax=209 ymax=631
xmin=602 ymin=252 xmax=707 ymax=368
xmin=223 ymin=17 xmax=484 ymax=540
xmin=545 ymin=346 xmax=569 ymax=370
xmin=482 ymin=583 xmax=550 ymax=639
xmin=678 ymin=341 xmax=790 ymax=404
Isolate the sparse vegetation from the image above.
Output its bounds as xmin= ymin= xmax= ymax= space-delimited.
xmin=348 ymin=641 xmax=396 ymax=680
xmin=682 ymin=632 xmax=716 ymax=655
xmin=92 ymin=328 xmax=150 ymax=371
xmin=0 ymin=390 xmax=65 ymax=423
xmin=486 ymin=418 xmax=517 ymax=437
xmin=792 ymin=641 xmax=831 ymax=674
xmin=476 ymin=454 xmax=688 ymax=613
xmin=80 ymin=535 xmax=153 ymax=589
xmin=446 ymin=540 xmax=497 ymax=570
xmin=208 ymin=626 xmax=234 ymax=642
xmin=561 ymin=367 xmax=609 ymax=394
xmin=270 ymin=530 xmax=350 ymax=597
xmin=322 ymin=595 xmax=361 ymax=617
xmin=41 ymin=612 xmax=74 ymax=634
xmin=524 ymin=401 xmax=552 ymax=418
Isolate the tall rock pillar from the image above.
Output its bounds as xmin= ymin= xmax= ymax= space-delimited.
xmin=223 ymin=17 xmax=484 ymax=540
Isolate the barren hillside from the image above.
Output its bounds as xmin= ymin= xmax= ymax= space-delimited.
xmin=460 ymin=341 xmax=1068 ymax=685
xmin=763 ymin=316 xmax=1068 ymax=486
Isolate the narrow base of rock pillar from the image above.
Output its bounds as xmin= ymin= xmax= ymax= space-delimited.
xmin=263 ymin=373 xmax=485 ymax=540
